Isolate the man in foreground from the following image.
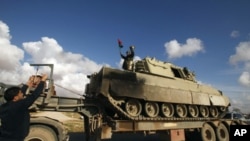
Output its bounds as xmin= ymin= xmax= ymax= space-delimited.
xmin=0 ymin=74 xmax=48 ymax=141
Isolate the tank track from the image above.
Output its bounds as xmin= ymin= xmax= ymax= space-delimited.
xmin=105 ymin=94 xmax=225 ymax=121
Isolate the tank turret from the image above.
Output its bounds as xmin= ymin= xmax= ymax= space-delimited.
xmin=134 ymin=57 xmax=196 ymax=82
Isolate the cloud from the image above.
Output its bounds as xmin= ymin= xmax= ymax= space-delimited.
xmin=229 ymin=92 xmax=250 ymax=113
xmin=23 ymin=37 xmax=102 ymax=75
xmin=229 ymin=41 xmax=250 ymax=87
xmin=0 ymin=21 xmax=24 ymax=71
xmin=229 ymin=41 xmax=250 ymax=65
xmin=217 ymin=83 xmax=250 ymax=113
xmin=22 ymin=37 xmax=105 ymax=97
xmin=0 ymin=21 xmax=103 ymax=97
xmin=230 ymin=30 xmax=240 ymax=38
xmin=238 ymin=72 xmax=250 ymax=87
xmin=164 ymin=38 xmax=204 ymax=59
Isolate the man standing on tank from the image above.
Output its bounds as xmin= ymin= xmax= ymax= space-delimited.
xmin=0 ymin=74 xmax=48 ymax=141
xmin=120 ymin=45 xmax=135 ymax=71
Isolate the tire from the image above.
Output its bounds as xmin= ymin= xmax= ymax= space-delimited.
xmin=201 ymin=123 xmax=216 ymax=141
xmin=216 ymin=123 xmax=229 ymax=141
xmin=25 ymin=125 xmax=58 ymax=141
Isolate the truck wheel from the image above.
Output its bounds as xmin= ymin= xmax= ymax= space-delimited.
xmin=216 ymin=123 xmax=229 ymax=141
xmin=25 ymin=125 xmax=58 ymax=141
xmin=201 ymin=123 xmax=216 ymax=141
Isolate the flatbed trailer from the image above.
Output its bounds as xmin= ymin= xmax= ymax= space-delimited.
xmin=32 ymin=95 xmax=245 ymax=141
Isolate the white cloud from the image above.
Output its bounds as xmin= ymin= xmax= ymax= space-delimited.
xmin=217 ymin=83 xmax=250 ymax=113
xmin=230 ymin=30 xmax=240 ymax=38
xmin=23 ymin=37 xmax=102 ymax=75
xmin=0 ymin=21 xmax=24 ymax=71
xmin=229 ymin=41 xmax=250 ymax=65
xmin=22 ymin=37 xmax=105 ymax=97
xmin=228 ymin=40 xmax=250 ymax=113
xmin=0 ymin=21 xmax=11 ymax=40
xmin=0 ymin=21 xmax=103 ymax=97
xmin=164 ymin=38 xmax=204 ymax=59
xmin=245 ymin=62 xmax=250 ymax=70
xmin=229 ymin=92 xmax=250 ymax=113
xmin=229 ymin=41 xmax=250 ymax=88
xmin=238 ymin=72 xmax=250 ymax=87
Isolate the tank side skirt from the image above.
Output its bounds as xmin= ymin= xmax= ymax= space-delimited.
xmin=106 ymin=93 xmax=225 ymax=121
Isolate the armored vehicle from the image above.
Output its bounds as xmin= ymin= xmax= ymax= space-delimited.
xmin=85 ymin=57 xmax=230 ymax=120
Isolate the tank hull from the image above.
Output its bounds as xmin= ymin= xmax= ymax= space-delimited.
xmin=87 ymin=67 xmax=230 ymax=107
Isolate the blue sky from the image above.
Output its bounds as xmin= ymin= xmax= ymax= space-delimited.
xmin=0 ymin=0 xmax=250 ymax=112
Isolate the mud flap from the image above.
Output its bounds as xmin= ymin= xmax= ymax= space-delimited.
xmin=170 ymin=129 xmax=185 ymax=141
xmin=159 ymin=129 xmax=185 ymax=141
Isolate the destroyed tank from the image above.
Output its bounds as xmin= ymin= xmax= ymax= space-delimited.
xmin=85 ymin=57 xmax=230 ymax=120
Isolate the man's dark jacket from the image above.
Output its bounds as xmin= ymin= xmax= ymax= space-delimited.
xmin=0 ymin=82 xmax=45 ymax=140
xmin=120 ymin=47 xmax=135 ymax=70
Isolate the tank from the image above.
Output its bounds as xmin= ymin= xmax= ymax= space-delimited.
xmin=85 ymin=57 xmax=230 ymax=120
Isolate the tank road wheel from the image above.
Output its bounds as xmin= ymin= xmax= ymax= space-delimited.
xmin=201 ymin=123 xmax=216 ymax=141
xmin=200 ymin=106 xmax=209 ymax=118
xmin=175 ymin=104 xmax=188 ymax=118
xmin=216 ymin=123 xmax=229 ymax=141
xmin=219 ymin=106 xmax=228 ymax=118
xmin=161 ymin=103 xmax=174 ymax=117
xmin=209 ymin=107 xmax=219 ymax=118
xmin=219 ymin=106 xmax=227 ymax=112
xmin=144 ymin=102 xmax=159 ymax=117
xmin=125 ymin=99 xmax=142 ymax=117
xmin=188 ymin=105 xmax=199 ymax=117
